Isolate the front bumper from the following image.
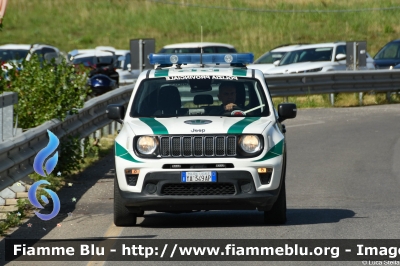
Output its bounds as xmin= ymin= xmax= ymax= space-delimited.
xmin=118 ymin=170 xmax=281 ymax=212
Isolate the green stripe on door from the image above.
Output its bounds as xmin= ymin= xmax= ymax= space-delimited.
xmin=154 ymin=69 xmax=169 ymax=77
xmin=139 ymin=118 xmax=169 ymax=135
xmin=253 ymin=139 xmax=284 ymax=162
xmin=233 ymin=69 xmax=247 ymax=76
xmin=227 ymin=117 xmax=261 ymax=134
xmin=115 ymin=142 xmax=142 ymax=163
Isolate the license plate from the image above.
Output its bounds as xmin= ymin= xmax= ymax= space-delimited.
xmin=181 ymin=171 xmax=217 ymax=182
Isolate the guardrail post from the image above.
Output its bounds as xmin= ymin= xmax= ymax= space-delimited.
xmin=329 ymin=93 xmax=335 ymax=106
xmin=102 ymin=125 xmax=108 ymax=137
xmin=81 ymin=138 xmax=85 ymax=158
xmin=0 ymin=92 xmax=18 ymax=142
xmin=111 ymin=121 xmax=116 ymax=135
xmin=386 ymin=92 xmax=391 ymax=102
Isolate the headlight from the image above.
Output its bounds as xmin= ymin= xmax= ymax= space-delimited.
xmin=136 ymin=136 xmax=158 ymax=154
xmin=239 ymin=135 xmax=261 ymax=153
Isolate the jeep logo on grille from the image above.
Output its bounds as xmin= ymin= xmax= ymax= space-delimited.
xmin=191 ymin=129 xmax=205 ymax=133
xmin=184 ymin=120 xmax=212 ymax=125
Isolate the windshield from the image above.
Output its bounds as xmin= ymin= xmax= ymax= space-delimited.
xmin=374 ymin=42 xmax=400 ymax=60
xmin=130 ymin=77 xmax=269 ymax=118
xmin=279 ymin=47 xmax=333 ymax=66
xmin=0 ymin=49 xmax=29 ymax=63
xmin=254 ymin=51 xmax=286 ymax=64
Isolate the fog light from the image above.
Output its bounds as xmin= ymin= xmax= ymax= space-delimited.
xmin=241 ymin=183 xmax=252 ymax=193
xmin=146 ymin=183 xmax=157 ymax=194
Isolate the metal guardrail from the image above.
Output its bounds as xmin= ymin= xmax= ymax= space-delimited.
xmin=265 ymin=70 xmax=400 ymax=97
xmin=0 ymin=92 xmax=18 ymax=142
xmin=0 ymin=83 xmax=135 ymax=192
xmin=1 ymin=69 xmax=400 ymax=192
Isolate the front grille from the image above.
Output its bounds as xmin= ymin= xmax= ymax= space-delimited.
xmin=159 ymin=135 xmax=237 ymax=157
xmin=162 ymin=183 xmax=236 ymax=196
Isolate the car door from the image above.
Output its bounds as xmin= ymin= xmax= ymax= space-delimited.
xmin=333 ymin=45 xmax=347 ymax=71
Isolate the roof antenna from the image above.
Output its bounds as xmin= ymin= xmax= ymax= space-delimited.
xmin=200 ymin=25 xmax=204 ymax=67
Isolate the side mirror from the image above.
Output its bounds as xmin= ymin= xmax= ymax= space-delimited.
xmin=127 ymin=63 xmax=131 ymax=72
xmin=106 ymin=104 xmax=125 ymax=124
xmin=273 ymin=60 xmax=280 ymax=66
xmin=69 ymin=49 xmax=79 ymax=57
xmin=336 ymin=54 xmax=346 ymax=61
xmin=277 ymin=103 xmax=297 ymax=123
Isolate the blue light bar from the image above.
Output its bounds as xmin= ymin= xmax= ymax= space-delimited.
xmin=148 ymin=53 xmax=254 ymax=65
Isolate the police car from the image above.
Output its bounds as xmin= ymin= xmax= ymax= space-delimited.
xmin=106 ymin=53 xmax=297 ymax=226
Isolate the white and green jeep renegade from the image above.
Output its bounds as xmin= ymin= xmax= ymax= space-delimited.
xmin=106 ymin=53 xmax=297 ymax=226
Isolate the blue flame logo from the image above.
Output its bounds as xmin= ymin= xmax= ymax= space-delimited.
xmin=28 ymin=130 xmax=61 ymax=221
xmin=28 ymin=180 xmax=60 ymax=221
xmin=33 ymin=130 xmax=59 ymax=177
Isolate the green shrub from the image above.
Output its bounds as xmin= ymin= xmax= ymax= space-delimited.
xmin=0 ymin=54 xmax=90 ymax=129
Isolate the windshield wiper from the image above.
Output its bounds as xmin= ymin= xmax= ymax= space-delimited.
xmin=243 ymin=104 xmax=266 ymax=114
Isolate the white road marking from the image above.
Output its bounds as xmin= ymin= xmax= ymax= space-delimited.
xmin=86 ymin=223 xmax=124 ymax=266
xmin=285 ymin=121 xmax=325 ymax=128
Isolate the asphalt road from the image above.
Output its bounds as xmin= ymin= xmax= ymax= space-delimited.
xmin=1 ymin=103 xmax=400 ymax=266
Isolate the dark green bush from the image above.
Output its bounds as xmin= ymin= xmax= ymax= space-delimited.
xmin=0 ymin=54 xmax=90 ymax=129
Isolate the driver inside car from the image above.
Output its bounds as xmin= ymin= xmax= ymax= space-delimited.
xmin=207 ymin=81 xmax=239 ymax=115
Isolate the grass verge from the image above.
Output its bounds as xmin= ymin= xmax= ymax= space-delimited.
xmin=2 ymin=0 xmax=400 ymax=57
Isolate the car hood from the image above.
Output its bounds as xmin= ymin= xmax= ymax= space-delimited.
xmin=125 ymin=116 xmax=272 ymax=135
xmin=265 ymin=61 xmax=337 ymax=74
xmin=247 ymin=64 xmax=276 ymax=73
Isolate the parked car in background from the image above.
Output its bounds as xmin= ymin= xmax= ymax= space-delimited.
xmin=68 ymin=46 xmax=139 ymax=84
xmin=70 ymin=49 xmax=120 ymax=86
xmin=114 ymin=49 xmax=140 ymax=85
xmin=158 ymin=42 xmax=237 ymax=53
xmin=265 ymin=42 xmax=375 ymax=74
xmin=373 ymin=39 xmax=400 ymax=69
xmin=247 ymin=44 xmax=305 ymax=74
xmin=155 ymin=42 xmax=238 ymax=69
xmin=0 ymin=43 xmax=61 ymax=68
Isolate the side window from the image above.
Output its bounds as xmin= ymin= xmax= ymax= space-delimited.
xmin=383 ymin=44 xmax=400 ymax=59
xmin=42 ymin=48 xmax=58 ymax=63
xmin=42 ymin=48 xmax=56 ymax=54
xmin=202 ymin=47 xmax=214 ymax=53
xmin=33 ymin=49 xmax=43 ymax=56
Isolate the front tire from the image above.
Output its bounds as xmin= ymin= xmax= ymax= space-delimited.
xmin=264 ymin=179 xmax=287 ymax=225
xmin=114 ymin=177 xmax=137 ymax=226
xmin=264 ymin=152 xmax=287 ymax=225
